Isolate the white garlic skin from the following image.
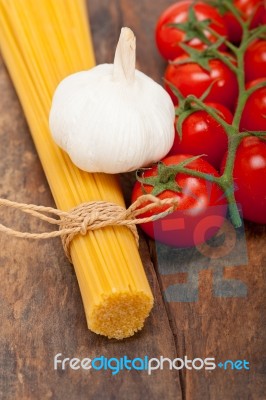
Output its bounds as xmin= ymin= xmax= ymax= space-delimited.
xmin=49 ymin=64 xmax=175 ymax=174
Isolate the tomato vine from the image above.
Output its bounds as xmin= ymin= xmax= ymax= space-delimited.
xmin=140 ymin=0 xmax=266 ymax=228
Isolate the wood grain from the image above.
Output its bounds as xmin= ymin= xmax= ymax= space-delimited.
xmin=0 ymin=54 xmax=181 ymax=399
xmin=0 ymin=0 xmax=265 ymax=399
xmin=151 ymin=221 xmax=266 ymax=400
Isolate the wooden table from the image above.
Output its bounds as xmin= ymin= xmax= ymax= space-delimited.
xmin=0 ymin=1 xmax=265 ymax=399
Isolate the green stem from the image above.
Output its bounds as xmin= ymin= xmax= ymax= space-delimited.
xmin=162 ymin=157 xmax=242 ymax=228
xmin=164 ymin=78 xmax=185 ymax=103
xmin=231 ymin=28 xmax=266 ymax=130
xmin=232 ymin=58 xmax=246 ymax=130
xmin=223 ymin=0 xmax=245 ymax=27
xmin=205 ymin=25 xmax=238 ymax=55
xmin=246 ymin=80 xmax=266 ymax=97
xmin=222 ymin=135 xmax=242 ymax=178
xmin=241 ymin=23 xmax=266 ymax=50
xmin=187 ymin=96 xmax=232 ymax=131
xmin=148 ymin=0 xmax=266 ymax=229
xmin=228 ymin=15 xmax=249 ymax=130
xmin=211 ymin=49 xmax=238 ymax=74
xmin=179 ymin=7 xmax=249 ymax=227
xmin=188 ymin=3 xmax=265 ymax=226
xmin=172 ymin=166 xmax=221 ymax=184
xmin=239 ymin=131 xmax=266 ymax=138
xmin=219 ymin=134 xmax=243 ymax=227
xmin=226 ymin=194 xmax=242 ymax=227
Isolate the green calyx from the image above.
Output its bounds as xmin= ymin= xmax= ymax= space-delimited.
xmin=174 ymin=39 xmax=228 ymax=71
xmin=136 ymin=155 xmax=205 ymax=197
xmin=164 ymin=80 xmax=227 ymax=140
xmin=205 ymin=0 xmax=231 ymax=16
xmin=168 ymin=6 xmax=213 ymax=46
xmin=137 ymin=162 xmax=182 ymax=197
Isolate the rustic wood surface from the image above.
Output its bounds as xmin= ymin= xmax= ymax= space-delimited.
xmin=0 ymin=1 xmax=265 ymax=399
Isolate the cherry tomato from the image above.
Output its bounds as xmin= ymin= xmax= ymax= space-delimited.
xmin=164 ymin=54 xmax=238 ymax=111
xmin=169 ymin=103 xmax=232 ymax=169
xmin=132 ymin=155 xmax=227 ymax=248
xmin=244 ymin=40 xmax=266 ymax=82
xmin=221 ymin=137 xmax=266 ymax=224
xmin=240 ymin=78 xmax=266 ymax=132
xmin=155 ymin=0 xmax=227 ymax=60
xmin=223 ymin=0 xmax=264 ymax=44
xmin=262 ymin=8 xmax=266 ymax=24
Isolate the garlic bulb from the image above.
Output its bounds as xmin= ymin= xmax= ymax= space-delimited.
xmin=49 ymin=27 xmax=175 ymax=174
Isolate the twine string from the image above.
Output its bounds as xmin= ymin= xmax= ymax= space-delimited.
xmin=0 ymin=195 xmax=178 ymax=262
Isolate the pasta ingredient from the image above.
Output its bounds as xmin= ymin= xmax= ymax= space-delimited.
xmin=0 ymin=0 xmax=153 ymax=340
xmin=49 ymin=27 xmax=175 ymax=174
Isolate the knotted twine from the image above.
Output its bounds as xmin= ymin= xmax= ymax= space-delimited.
xmin=0 ymin=195 xmax=178 ymax=262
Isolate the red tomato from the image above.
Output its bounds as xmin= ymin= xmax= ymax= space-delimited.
xmin=221 ymin=137 xmax=266 ymax=224
xmin=223 ymin=0 xmax=264 ymax=44
xmin=164 ymin=54 xmax=238 ymax=111
xmin=169 ymin=103 xmax=232 ymax=169
xmin=155 ymin=0 xmax=227 ymax=60
xmin=240 ymin=78 xmax=266 ymax=132
xmin=244 ymin=40 xmax=266 ymax=82
xmin=262 ymin=8 xmax=266 ymax=24
xmin=132 ymin=155 xmax=227 ymax=248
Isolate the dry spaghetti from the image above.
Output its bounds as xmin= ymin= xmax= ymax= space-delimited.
xmin=0 ymin=0 xmax=155 ymax=340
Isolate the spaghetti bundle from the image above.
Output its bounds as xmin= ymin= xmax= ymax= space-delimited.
xmin=0 ymin=0 xmax=153 ymax=339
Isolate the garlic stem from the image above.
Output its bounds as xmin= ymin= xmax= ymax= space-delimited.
xmin=50 ymin=26 xmax=175 ymax=174
xmin=113 ymin=27 xmax=136 ymax=83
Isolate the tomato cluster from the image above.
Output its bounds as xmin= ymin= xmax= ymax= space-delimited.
xmin=132 ymin=0 xmax=266 ymax=247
